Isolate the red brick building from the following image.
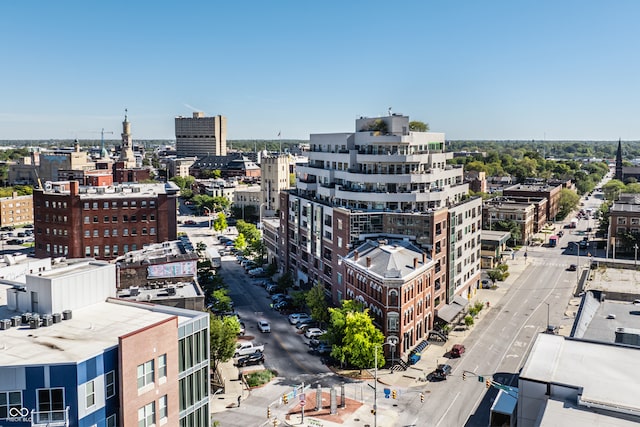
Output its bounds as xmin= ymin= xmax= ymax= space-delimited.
xmin=342 ymin=239 xmax=435 ymax=358
xmin=34 ymin=180 xmax=179 ymax=260
xmin=119 ymin=317 xmax=179 ymax=427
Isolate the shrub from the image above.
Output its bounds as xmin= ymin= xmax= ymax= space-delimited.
xmin=244 ymin=370 xmax=276 ymax=388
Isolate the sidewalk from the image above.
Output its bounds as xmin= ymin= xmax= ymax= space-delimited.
xmin=208 ymin=246 xmax=531 ymax=425
xmin=375 ymin=254 xmax=529 ymax=390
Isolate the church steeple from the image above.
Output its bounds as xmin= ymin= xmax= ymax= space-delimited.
xmin=119 ymin=108 xmax=137 ymax=168
xmin=615 ymin=138 xmax=623 ymax=181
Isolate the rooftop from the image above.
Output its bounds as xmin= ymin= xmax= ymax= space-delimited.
xmin=345 ymin=239 xmax=432 ymax=280
xmin=0 ymin=299 xmax=193 ymax=366
xmin=521 ymin=333 xmax=640 ymax=416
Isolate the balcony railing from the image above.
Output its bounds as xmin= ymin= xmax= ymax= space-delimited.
xmin=31 ymin=407 xmax=70 ymax=427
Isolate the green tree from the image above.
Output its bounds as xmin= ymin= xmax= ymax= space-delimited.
xmin=558 ymin=188 xmax=580 ymax=219
xmin=209 ymin=315 xmax=240 ymax=373
xmin=328 ymin=303 xmax=384 ymax=372
xmin=603 ymin=180 xmax=626 ymax=201
xmin=234 ymin=233 xmax=247 ymax=251
xmin=210 ymin=289 xmax=233 ymax=313
xmin=306 ymin=284 xmax=329 ymax=326
xmin=408 ymin=121 xmax=429 ymax=132
xmin=213 ymin=212 xmax=228 ymax=232
xmin=492 ymin=219 xmax=522 ymax=246
xmin=625 ymin=182 xmax=640 ymax=193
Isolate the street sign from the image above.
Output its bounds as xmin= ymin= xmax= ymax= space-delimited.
xmin=384 ymin=388 xmax=390 ymax=399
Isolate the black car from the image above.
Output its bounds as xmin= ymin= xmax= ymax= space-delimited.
xmin=432 ymin=364 xmax=452 ymax=380
xmin=236 ymin=351 xmax=264 ymax=367
xmin=567 ymin=264 xmax=577 ymax=271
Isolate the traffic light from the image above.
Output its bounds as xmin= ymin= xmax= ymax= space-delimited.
xmin=485 ymin=379 xmax=491 ymax=389
xmin=283 ymin=394 xmax=288 ymax=404
xmin=392 ymin=390 xmax=397 ymax=399
xmin=420 ymin=393 xmax=424 ymax=403
xmin=267 ymin=407 xmax=271 ymax=418
xmin=462 ymin=371 xmax=467 ymax=381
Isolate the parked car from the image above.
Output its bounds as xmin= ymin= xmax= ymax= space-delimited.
xmin=544 ymin=325 xmax=559 ymax=335
xmin=450 ymin=344 xmax=465 ymax=358
xmin=236 ymin=351 xmax=264 ymax=367
xmin=315 ymin=343 xmax=333 ymax=355
xmin=305 ymin=328 xmax=326 ymax=339
xmin=288 ymin=313 xmax=311 ymax=325
xmin=271 ymin=293 xmax=287 ymax=303
xmin=481 ymin=279 xmax=491 ymax=289
xmin=567 ymin=264 xmax=577 ymax=271
xmin=257 ymin=320 xmax=271 ymax=333
xmin=432 ymin=364 xmax=452 ymax=380
xmin=296 ymin=319 xmax=318 ymax=330
xmin=249 ymin=268 xmax=267 ymax=278
xmin=185 ymin=219 xmax=197 ymax=225
xmin=238 ymin=322 xmax=246 ymax=336
xmin=274 ymin=300 xmax=293 ymax=312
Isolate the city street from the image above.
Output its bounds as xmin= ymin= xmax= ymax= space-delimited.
xmin=181 ymin=183 xmax=609 ymax=427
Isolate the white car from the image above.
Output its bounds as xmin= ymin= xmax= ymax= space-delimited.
xmin=288 ymin=313 xmax=311 ymax=325
xmin=304 ymin=328 xmax=325 ymax=339
xmin=257 ymin=320 xmax=271 ymax=333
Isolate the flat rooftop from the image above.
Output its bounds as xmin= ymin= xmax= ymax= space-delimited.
xmin=116 ymin=281 xmax=199 ymax=301
xmin=579 ymin=299 xmax=640 ymax=343
xmin=0 ymin=300 xmax=190 ymax=366
xmin=539 ymin=398 xmax=640 ymax=427
xmin=587 ymin=266 xmax=640 ymax=296
xmin=521 ymin=334 xmax=640 ymax=414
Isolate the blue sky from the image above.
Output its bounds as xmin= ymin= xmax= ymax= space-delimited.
xmin=1 ymin=1 xmax=639 ymax=141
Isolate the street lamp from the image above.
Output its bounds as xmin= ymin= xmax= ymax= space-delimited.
xmin=570 ymin=241 xmax=580 ymax=286
xmin=544 ymin=302 xmax=550 ymax=329
xmin=373 ymin=340 xmax=396 ymax=427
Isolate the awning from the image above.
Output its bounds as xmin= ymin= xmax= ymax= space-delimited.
xmin=436 ymin=295 xmax=470 ymax=323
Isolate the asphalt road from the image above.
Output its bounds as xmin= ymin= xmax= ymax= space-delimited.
xmin=178 ymin=182 xmax=610 ymax=426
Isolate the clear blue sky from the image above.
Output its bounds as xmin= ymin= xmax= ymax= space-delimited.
xmin=1 ymin=1 xmax=639 ymax=141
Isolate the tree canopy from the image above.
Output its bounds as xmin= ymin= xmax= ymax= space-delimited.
xmin=209 ymin=315 xmax=240 ymax=373
xmin=327 ymin=300 xmax=385 ymax=372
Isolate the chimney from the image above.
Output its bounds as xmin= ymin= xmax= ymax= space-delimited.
xmin=354 ymin=250 xmax=359 ymax=261
xmin=413 ymin=257 xmax=418 ymax=269
xmin=366 ymin=257 xmax=371 ymax=268
xmin=69 ymin=181 xmax=79 ymax=196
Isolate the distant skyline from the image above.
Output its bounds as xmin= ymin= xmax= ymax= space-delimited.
xmin=1 ymin=1 xmax=640 ymax=141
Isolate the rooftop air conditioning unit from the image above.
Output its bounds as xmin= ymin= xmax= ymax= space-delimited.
xmin=130 ymin=287 xmax=140 ymax=296
xmin=0 ymin=319 xmax=11 ymax=330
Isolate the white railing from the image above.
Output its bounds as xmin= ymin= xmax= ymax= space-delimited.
xmin=31 ymin=407 xmax=70 ymax=427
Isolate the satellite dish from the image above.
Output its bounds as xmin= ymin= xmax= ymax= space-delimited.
xmin=44 ymin=182 xmax=53 ymax=191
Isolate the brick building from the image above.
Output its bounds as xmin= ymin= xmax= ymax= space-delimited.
xmin=502 ymin=183 xmax=563 ymax=222
xmin=342 ymin=239 xmax=435 ymax=358
xmin=33 ymin=181 xmax=179 ymax=260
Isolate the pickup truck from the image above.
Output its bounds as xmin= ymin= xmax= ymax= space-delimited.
xmin=234 ymin=341 xmax=264 ymax=357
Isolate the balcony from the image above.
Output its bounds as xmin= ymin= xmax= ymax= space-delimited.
xmin=31 ymin=408 xmax=70 ymax=426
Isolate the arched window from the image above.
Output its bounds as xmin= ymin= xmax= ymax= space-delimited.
xmin=389 ymin=289 xmax=399 ymax=307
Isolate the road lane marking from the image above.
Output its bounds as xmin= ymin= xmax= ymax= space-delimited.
xmin=435 ymin=391 xmax=460 ymax=427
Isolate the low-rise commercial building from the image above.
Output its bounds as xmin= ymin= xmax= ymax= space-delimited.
xmin=0 ymin=258 xmax=210 ymax=427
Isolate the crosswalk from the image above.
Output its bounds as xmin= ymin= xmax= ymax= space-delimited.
xmin=526 ymin=259 xmax=573 ymax=268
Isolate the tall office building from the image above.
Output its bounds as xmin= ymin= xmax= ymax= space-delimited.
xmin=278 ymin=113 xmax=481 ymax=357
xmin=175 ymin=112 xmax=227 ymax=158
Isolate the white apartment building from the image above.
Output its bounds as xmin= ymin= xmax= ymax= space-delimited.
xmin=279 ymin=113 xmax=481 ymax=329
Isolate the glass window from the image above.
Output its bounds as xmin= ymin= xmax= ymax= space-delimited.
xmin=106 ymin=414 xmax=116 ymax=427
xmin=93 ymin=230 xmax=99 ymax=237
xmin=158 ymin=354 xmax=167 ymax=378
xmin=137 ymin=360 xmax=154 ymax=389
xmin=94 ymin=246 xmax=99 ymax=256
xmin=86 ymin=380 xmax=95 ymax=408
xmin=113 ymin=245 xmax=119 ymax=256
xmin=105 ymin=371 xmax=115 ymax=398
xmin=137 ymin=401 xmax=155 ymax=427
xmin=85 ymin=230 xmax=90 ymax=238
xmin=104 ymin=229 xmax=109 ymax=237
xmin=83 ymin=202 xmax=90 ymax=210
xmin=0 ymin=391 xmax=22 ymax=419
xmin=112 ymin=229 xmax=118 ymax=237
xmin=104 ymin=216 xmax=109 ymax=223
xmin=123 ymin=229 xmax=129 ymax=236
xmin=103 ymin=202 xmax=109 ymax=209
xmin=37 ymin=388 xmax=65 ymax=422
xmin=84 ymin=216 xmax=90 ymax=224
xmin=159 ymin=395 xmax=168 ymax=419
xmin=150 ymin=227 xmax=156 ymax=235
xmin=92 ymin=202 xmax=98 ymax=209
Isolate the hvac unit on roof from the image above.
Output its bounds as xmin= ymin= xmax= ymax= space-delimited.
xmin=129 ymin=287 xmax=140 ymax=296
xmin=0 ymin=319 xmax=11 ymax=330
